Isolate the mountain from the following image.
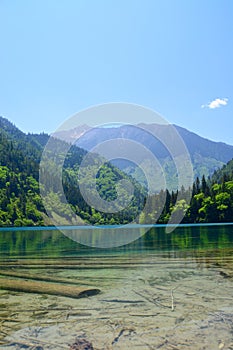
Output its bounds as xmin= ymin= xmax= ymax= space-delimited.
xmin=0 ymin=116 xmax=146 ymax=226
xmin=211 ymin=158 xmax=233 ymax=184
xmin=0 ymin=117 xmax=46 ymax=225
xmin=174 ymin=125 xmax=233 ymax=163
xmin=1 ymin=115 xmax=233 ymax=227
xmin=55 ymin=123 xmax=233 ymax=189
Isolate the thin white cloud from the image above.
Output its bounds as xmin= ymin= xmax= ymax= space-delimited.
xmin=201 ymin=98 xmax=228 ymax=109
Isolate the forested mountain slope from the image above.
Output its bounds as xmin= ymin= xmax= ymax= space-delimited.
xmin=0 ymin=117 xmax=146 ymax=226
xmin=1 ymin=116 xmax=233 ymax=227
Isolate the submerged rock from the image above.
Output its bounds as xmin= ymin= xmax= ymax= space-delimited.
xmin=70 ymin=337 xmax=94 ymax=350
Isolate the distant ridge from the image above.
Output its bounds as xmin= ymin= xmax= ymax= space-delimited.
xmin=55 ymin=123 xmax=233 ymax=182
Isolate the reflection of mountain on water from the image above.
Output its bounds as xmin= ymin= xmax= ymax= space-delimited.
xmin=1 ymin=224 xmax=233 ymax=259
xmin=65 ymin=225 xmax=150 ymax=249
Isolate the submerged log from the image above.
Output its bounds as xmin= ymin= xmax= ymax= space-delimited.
xmin=0 ymin=278 xmax=100 ymax=299
xmin=0 ymin=270 xmax=95 ymax=286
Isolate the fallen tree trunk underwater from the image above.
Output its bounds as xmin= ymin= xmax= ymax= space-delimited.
xmin=0 ymin=277 xmax=100 ymax=299
xmin=0 ymin=270 xmax=96 ymax=286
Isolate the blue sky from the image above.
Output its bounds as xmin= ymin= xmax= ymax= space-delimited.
xmin=0 ymin=0 xmax=233 ymax=144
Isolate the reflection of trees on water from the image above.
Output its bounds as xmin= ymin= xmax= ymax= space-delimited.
xmin=0 ymin=224 xmax=233 ymax=259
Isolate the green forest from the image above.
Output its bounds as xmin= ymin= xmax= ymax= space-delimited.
xmin=1 ymin=116 xmax=233 ymax=227
xmin=139 ymin=171 xmax=233 ymax=225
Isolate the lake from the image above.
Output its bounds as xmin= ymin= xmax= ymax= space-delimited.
xmin=0 ymin=224 xmax=233 ymax=349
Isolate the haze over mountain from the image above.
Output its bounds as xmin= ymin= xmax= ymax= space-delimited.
xmin=55 ymin=123 xmax=233 ymax=189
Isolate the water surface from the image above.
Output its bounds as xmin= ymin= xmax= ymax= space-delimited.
xmin=0 ymin=224 xmax=233 ymax=349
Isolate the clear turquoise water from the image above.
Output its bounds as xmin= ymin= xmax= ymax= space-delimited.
xmin=1 ymin=224 xmax=233 ymax=349
xmin=0 ymin=223 xmax=233 ymax=258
